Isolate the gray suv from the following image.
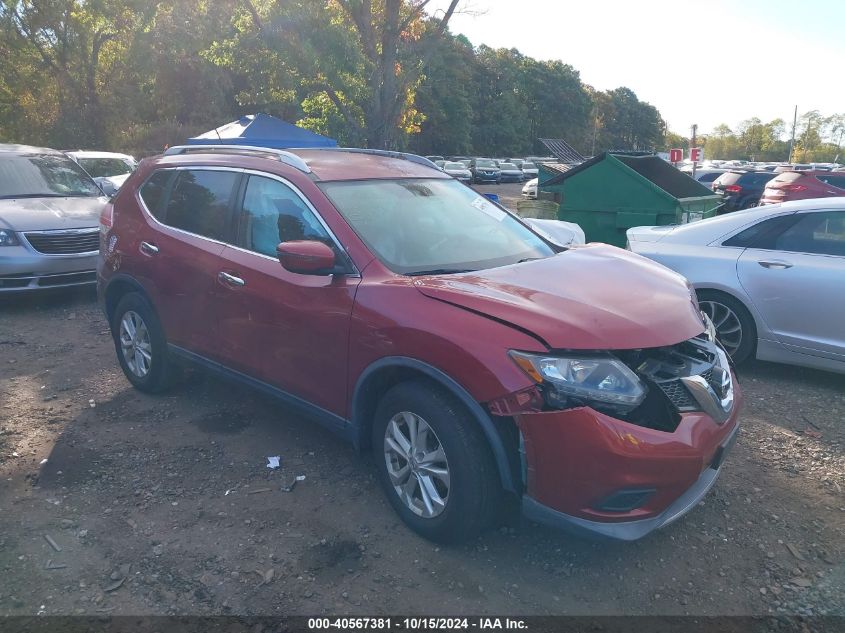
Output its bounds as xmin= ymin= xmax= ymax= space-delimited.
xmin=0 ymin=144 xmax=106 ymax=293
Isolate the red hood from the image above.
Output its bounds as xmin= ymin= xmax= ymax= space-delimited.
xmin=413 ymin=244 xmax=704 ymax=350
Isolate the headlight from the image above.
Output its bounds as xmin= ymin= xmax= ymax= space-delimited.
xmin=0 ymin=229 xmax=19 ymax=246
xmin=510 ymin=351 xmax=647 ymax=414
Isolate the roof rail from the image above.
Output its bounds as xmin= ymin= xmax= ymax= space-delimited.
xmin=318 ymin=147 xmax=439 ymax=170
xmin=163 ymin=144 xmax=311 ymax=174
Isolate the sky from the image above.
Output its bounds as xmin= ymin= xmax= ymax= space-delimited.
xmin=426 ymin=0 xmax=845 ymax=137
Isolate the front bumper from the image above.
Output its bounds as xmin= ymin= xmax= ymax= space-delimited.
xmin=517 ymin=377 xmax=742 ymax=540
xmin=0 ymin=247 xmax=97 ymax=292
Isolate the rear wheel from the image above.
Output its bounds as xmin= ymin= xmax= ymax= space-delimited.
xmin=697 ymin=290 xmax=757 ymax=363
xmin=112 ymin=292 xmax=178 ymax=393
xmin=372 ymin=382 xmax=499 ymax=543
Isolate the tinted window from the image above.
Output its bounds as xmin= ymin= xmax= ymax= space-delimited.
xmin=0 ymin=153 xmax=101 ymax=198
xmin=713 ymin=172 xmax=742 ymax=186
xmin=723 ymin=214 xmax=798 ymax=248
xmin=139 ymin=170 xmax=173 ymax=220
xmin=771 ymin=172 xmax=804 ymax=184
xmin=697 ymin=172 xmax=721 ymax=184
xmin=773 ymin=212 xmax=845 ymax=256
xmin=164 ymin=170 xmax=238 ymax=241
xmin=816 ymin=175 xmax=845 ymax=190
xmin=239 ymin=175 xmax=331 ymax=257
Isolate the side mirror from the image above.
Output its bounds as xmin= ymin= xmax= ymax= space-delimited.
xmin=276 ymin=240 xmax=337 ymax=275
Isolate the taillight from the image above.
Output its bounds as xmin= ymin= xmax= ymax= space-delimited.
xmin=724 ymin=185 xmax=742 ymax=193
xmin=782 ymin=184 xmax=808 ymax=192
xmin=99 ymin=203 xmax=114 ymax=235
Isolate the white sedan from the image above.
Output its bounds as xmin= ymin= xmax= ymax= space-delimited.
xmin=521 ymin=178 xmax=538 ymax=199
xmin=627 ymin=199 xmax=845 ymax=373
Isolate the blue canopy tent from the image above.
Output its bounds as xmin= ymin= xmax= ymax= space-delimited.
xmin=187 ymin=113 xmax=337 ymax=149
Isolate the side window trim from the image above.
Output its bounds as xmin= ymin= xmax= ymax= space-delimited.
xmin=233 ymin=169 xmax=359 ymax=274
xmin=137 ymin=166 xmax=244 ymax=246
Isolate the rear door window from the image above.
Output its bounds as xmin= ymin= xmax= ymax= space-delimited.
xmin=162 ymin=169 xmax=239 ymax=241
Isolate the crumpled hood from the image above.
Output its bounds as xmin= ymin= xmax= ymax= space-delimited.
xmin=414 ymin=243 xmax=704 ymax=350
xmin=0 ymin=196 xmax=106 ymax=231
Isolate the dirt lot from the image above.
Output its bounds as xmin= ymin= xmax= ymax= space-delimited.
xmin=1 ymin=282 xmax=843 ymax=618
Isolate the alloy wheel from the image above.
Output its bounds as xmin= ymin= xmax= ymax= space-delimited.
xmin=699 ymin=300 xmax=743 ymax=358
xmin=119 ymin=310 xmax=152 ymax=378
xmin=383 ymin=411 xmax=451 ymax=518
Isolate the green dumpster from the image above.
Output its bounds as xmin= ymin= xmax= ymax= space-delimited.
xmin=540 ymin=152 xmax=723 ymax=247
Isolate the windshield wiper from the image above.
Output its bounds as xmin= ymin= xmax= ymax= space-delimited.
xmin=404 ymin=268 xmax=475 ymax=277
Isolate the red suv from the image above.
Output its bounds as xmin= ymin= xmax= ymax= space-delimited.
xmin=98 ymin=145 xmax=741 ymax=543
xmin=760 ymin=170 xmax=845 ymax=205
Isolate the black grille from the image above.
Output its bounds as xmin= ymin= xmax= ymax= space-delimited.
xmin=656 ymin=379 xmax=696 ymax=410
xmin=25 ymin=230 xmax=99 ymax=254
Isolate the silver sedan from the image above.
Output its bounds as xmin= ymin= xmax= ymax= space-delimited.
xmin=627 ymin=198 xmax=845 ymax=374
xmin=0 ymin=144 xmax=106 ymax=293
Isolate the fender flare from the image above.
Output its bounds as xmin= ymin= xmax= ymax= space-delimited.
xmin=102 ymin=273 xmax=148 ymax=320
xmin=351 ymin=356 xmax=517 ymax=493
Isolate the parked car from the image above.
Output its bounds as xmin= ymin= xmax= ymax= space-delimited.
xmin=442 ymin=161 xmax=472 ymax=183
xmin=434 ymin=160 xmax=446 ymax=170
xmin=100 ymin=144 xmax=740 ymax=543
xmin=521 ymin=161 xmax=539 ymax=180
xmin=425 ymin=155 xmax=444 ymax=163
xmin=711 ymin=170 xmax=776 ymax=211
xmin=66 ymin=151 xmax=137 ymax=196
xmin=497 ymin=162 xmax=524 ymax=183
xmin=761 ymin=171 xmax=845 ymax=205
xmin=507 ymin=158 xmax=525 ymax=169
xmin=522 ymin=178 xmax=538 ymax=199
xmin=470 ymin=158 xmax=501 ymax=184
xmin=0 ymin=144 xmax=106 ymax=293
xmin=688 ymin=168 xmax=727 ymax=189
xmin=627 ymin=199 xmax=845 ymax=372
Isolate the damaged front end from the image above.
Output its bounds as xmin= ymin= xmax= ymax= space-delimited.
xmin=488 ymin=317 xmax=742 ymax=540
xmin=493 ymin=316 xmax=735 ymax=434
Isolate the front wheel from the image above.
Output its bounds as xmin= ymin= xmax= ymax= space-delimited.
xmin=372 ymin=382 xmax=499 ymax=543
xmin=697 ymin=290 xmax=757 ymax=364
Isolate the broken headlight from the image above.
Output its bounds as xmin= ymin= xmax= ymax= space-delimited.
xmin=510 ymin=351 xmax=647 ymax=415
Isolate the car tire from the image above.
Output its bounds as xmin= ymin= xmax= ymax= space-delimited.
xmin=372 ymin=381 xmax=499 ymax=543
xmin=697 ymin=290 xmax=757 ymax=364
xmin=111 ymin=292 xmax=178 ymax=393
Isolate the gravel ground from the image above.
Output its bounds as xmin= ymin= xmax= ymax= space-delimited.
xmin=0 ymin=279 xmax=843 ymax=618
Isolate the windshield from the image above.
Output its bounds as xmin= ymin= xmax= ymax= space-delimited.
xmin=475 ymin=159 xmax=497 ymax=168
xmin=444 ymin=162 xmax=465 ymax=169
xmin=522 ymin=162 xmax=536 ymax=169
xmin=77 ymin=157 xmax=133 ymax=178
xmin=499 ymin=163 xmax=517 ymax=169
xmin=0 ymin=154 xmax=102 ymax=198
xmin=319 ymin=178 xmax=555 ymax=275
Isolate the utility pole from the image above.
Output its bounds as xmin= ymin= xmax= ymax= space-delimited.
xmin=691 ymin=123 xmax=698 ymax=179
xmin=787 ymin=105 xmax=798 ymax=163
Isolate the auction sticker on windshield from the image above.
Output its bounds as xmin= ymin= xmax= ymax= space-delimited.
xmin=471 ymin=196 xmax=506 ymax=221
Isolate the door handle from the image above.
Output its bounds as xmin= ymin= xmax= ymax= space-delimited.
xmin=218 ymin=271 xmax=246 ymax=287
xmin=757 ymin=260 xmax=793 ymax=269
xmin=139 ymin=241 xmax=159 ymax=255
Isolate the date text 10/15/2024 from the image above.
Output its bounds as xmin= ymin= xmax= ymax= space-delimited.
xmin=307 ymin=618 xmax=528 ymax=630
